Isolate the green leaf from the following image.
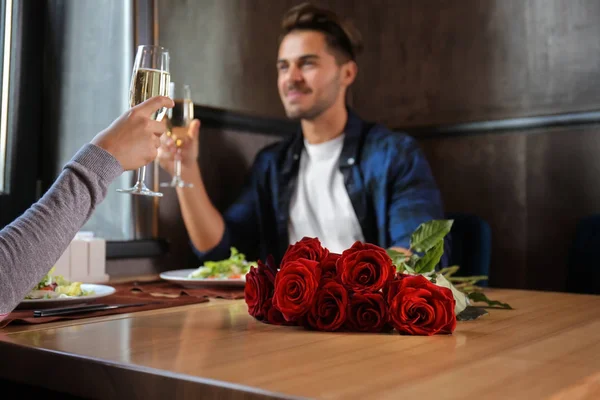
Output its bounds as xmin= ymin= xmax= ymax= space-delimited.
xmin=387 ymin=248 xmax=422 ymax=274
xmin=414 ymin=240 xmax=444 ymax=274
xmin=454 ymin=284 xmax=481 ymax=293
xmin=396 ymin=261 xmax=415 ymax=274
xmin=449 ymin=276 xmax=489 ymax=294
xmin=467 ymin=292 xmax=513 ymax=310
xmin=410 ymin=220 xmax=453 ymax=253
xmin=405 ymin=254 xmax=420 ymax=269
xmin=386 ymin=249 xmax=409 ymax=266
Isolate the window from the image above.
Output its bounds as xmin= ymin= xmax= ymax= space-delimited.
xmin=0 ymin=0 xmax=12 ymax=195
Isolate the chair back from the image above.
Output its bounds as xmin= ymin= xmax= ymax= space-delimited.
xmin=445 ymin=212 xmax=492 ymax=287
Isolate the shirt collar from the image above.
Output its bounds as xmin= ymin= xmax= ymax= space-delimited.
xmin=281 ymin=107 xmax=365 ymax=176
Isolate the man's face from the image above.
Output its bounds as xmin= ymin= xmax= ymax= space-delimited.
xmin=277 ymin=30 xmax=347 ymax=120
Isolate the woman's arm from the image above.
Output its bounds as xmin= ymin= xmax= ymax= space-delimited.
xmin=0 ymin=95 xmax=174 ymax=316
xmin=0 ymin=144 xmax=121 ymax=315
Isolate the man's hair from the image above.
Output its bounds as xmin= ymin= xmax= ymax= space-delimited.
xmin=279 ymin=2 xmax=363 ymax=64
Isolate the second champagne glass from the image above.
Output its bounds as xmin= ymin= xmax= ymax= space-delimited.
xmin=160 ymin=82 xmax=194 ymax=188
xmin=117 ymin=45 xmax=170 ymax=197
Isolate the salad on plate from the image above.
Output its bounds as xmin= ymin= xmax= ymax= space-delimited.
xmin=187 ymin=247 xmax=256 ymax=280
xmin=24 ymin=267 xmax=95 ymax=300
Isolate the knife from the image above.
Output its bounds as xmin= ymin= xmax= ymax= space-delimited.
xmin=33 ymin=302 xmax=151 ymax=317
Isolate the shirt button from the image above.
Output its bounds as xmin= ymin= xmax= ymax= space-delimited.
xmin=347 ymin=157 xmax=355 ymax=165
xmin=293 ymin=154 xmax=299 ymax=160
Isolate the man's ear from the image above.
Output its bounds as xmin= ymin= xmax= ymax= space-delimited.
xmin=341 ymin=60 xmax=358 ymax=87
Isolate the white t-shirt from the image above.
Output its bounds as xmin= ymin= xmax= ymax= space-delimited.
xmin=288 ymin=134 xmax=365 ymax=253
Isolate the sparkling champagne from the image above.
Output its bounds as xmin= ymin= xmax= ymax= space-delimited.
xmin=130 ymin=67 xmax=171 ymax=120
xmin=166 ymin=98 xmax=194 ymax=147
xmin=117 ymin=45 xmax=170 ymax=196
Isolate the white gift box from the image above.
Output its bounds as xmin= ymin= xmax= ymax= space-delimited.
xmin=53 ymin=231 xmax=109 ymax=283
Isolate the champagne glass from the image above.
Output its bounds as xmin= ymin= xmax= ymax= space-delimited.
xmin=117 ymin=45 xmax=170 ymax=197
xmin=160 ymin=82 xmax=194 ymax=188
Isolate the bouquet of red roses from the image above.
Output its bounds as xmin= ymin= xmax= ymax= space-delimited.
xmin=244 ymin=220 xmax=462 ymax=336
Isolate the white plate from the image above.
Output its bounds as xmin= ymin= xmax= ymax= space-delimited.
xmin=16 ymin=284 xmax=117 ymax=310
xmin=160 ymin=268 xmax=246 ymax=288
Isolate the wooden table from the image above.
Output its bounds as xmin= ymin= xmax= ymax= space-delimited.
xmin=1 ymin=289 xmax=599 ymax=399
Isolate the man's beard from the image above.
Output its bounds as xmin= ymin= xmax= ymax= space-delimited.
xmin=284 ymin=81 xmax=340 ymax=121
xmin=285 ymin=103 xmax=325 ymax=121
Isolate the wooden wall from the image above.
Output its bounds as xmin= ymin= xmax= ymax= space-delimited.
xmin=419 ymin=123 xmax=600 ymax=290
xmin=352 ymin=0 xmax=600 ymax=127
xmin=159 ymin=0 xmax=600 ymax=126
xmin=158 ymin=0 xmax=600 ymax=291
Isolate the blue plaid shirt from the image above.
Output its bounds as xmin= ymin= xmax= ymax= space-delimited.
xmin=194 ymin=108 xmax=450 ymax=266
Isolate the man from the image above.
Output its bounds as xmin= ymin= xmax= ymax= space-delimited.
xmin=158 ymin=3 xmax=448 ymax=265
xmin=0 ymin=96 xmax=173 ymax=317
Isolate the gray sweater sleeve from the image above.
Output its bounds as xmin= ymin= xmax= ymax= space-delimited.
xmin=0 ymin=143 xmax=123 ymax=314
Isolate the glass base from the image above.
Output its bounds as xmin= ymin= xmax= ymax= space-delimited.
xmin=160 ymin=176 xmax=194 ymax=188
xmin=116 ymin=182 xmax=163 ymax=197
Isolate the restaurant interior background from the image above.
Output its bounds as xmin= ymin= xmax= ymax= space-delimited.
xmin=1 ymin=0 xmax=599 ymax=293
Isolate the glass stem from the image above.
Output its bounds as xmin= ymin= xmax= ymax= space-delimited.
xmin=137 ymin=166 xmax=146 ymax=185
xmin=175 ymin=159 xmax=181 ymax=178
xmin=175 ymin=149 xmax=182 ymax=178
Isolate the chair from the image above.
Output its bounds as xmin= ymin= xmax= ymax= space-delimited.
xmin=566 ymin=214 xmax=600 ymax=295
xmin=445 ymin=212 xmax=492 ymax=287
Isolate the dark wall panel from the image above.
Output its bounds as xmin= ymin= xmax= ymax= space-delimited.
xmin=419 ymin=123 xmax=600 ymax=291
xmin=160 ymin=0 xmax=600 ymax=128
xmin=524 ymin=124 xmax=600 ymax=291
xmin=418 ymin=133 xmax=528 ymax=289
xmin=351 ymin=0 xmax=600 ymax=128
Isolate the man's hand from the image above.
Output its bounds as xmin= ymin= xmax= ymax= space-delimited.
xmin=157 ymin=119 xmax=201 ymax=176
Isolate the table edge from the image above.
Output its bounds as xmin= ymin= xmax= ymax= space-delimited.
xmin=0 ymin=340 xmax=305 ymax=400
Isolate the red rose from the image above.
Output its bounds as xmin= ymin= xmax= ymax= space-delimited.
xmin=262 ymin=299 xmax=296 ymax=326
xmin=306 ymin=281 xmax=348 ymax=331
xmin=337 ymin=242 xmax=395 ymax=293
xmin=281 ymin=237 xmax=329 ymax=266
xmin=273 ymin=258 xmax=321 ymax=321
xmin=383 ymin=272 xmax=410 ymax=300
xmin=258 ymin=255 xmax=278 ymax=285
xmin=244 ymin=265 xmax=272 ymax=320
xmin=320 ymin=253 xmax=341 ymax=282
xmin=386 ymin=274 xmax=456 ymax=336
xmin=346 ymin=292 xmax=389 ymax=333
